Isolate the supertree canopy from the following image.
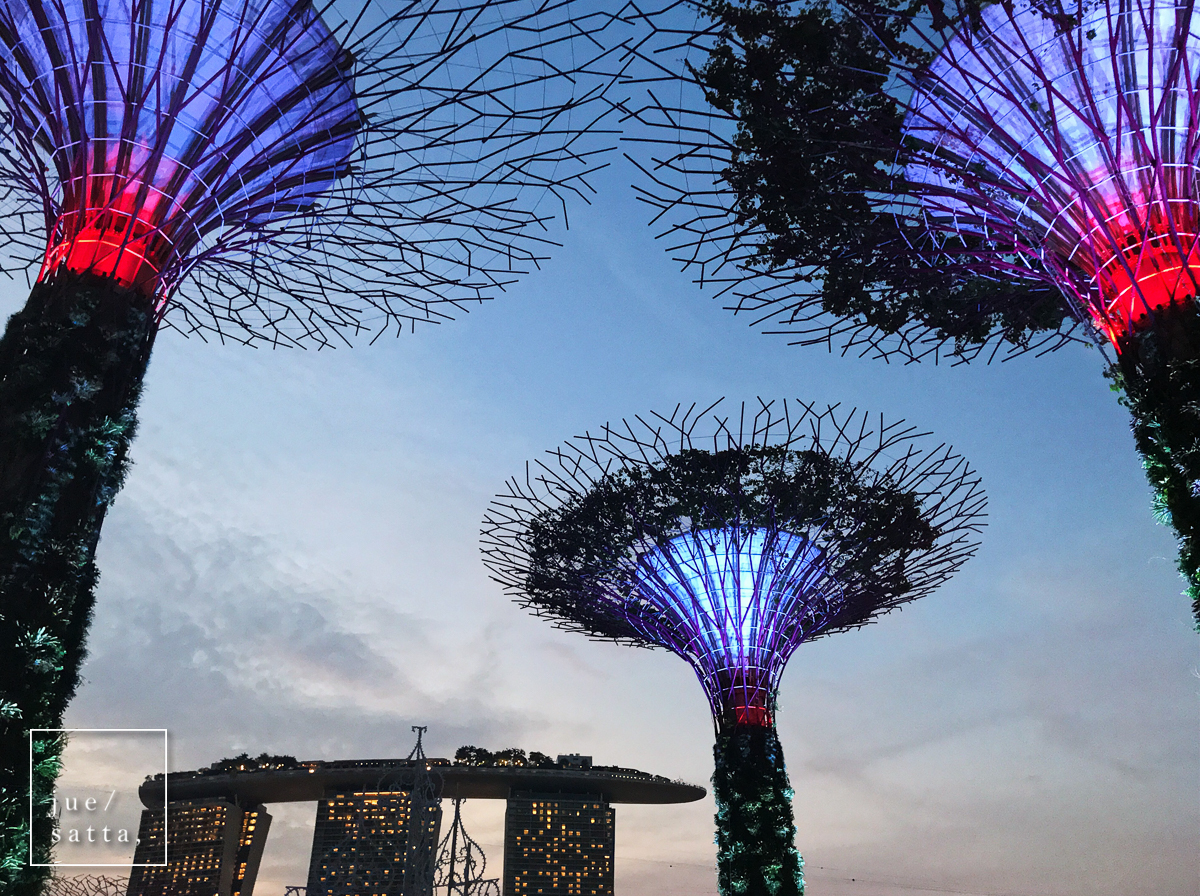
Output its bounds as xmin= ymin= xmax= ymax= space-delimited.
xmin=900 ymin=0 xmax=1200 ymax=349
xmin=620 ymin=0 xmax=1200 ymax=628
xmin=8 ymin=0 xmax=358 ymax=300
xmin=481 ymin=399 xmax=986 ymax=896
xmin=0 ymin=0 xmax=625 ymax=890
xmin=0 ymin=0 xmax=625 ymax=335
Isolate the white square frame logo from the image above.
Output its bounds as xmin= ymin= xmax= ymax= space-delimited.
xmin=28 ymin=728 xmax=169 ymax=868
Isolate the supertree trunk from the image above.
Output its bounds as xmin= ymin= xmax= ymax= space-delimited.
xmin=1113 ymin=302 xmax=1200 ymax=630
xmin=483 ymin=401 xmax=984 ymax=896
xmin=712 ymin=723 xmax=804 ymax=896
xmin=0 ymin=273 xmax=155 ymax=895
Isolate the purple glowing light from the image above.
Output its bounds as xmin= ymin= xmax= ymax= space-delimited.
xmin=904 ymin=0 xmax=1200 ymax=344
xmin=0 ymin=0 xmax=358 ymax=295
xmin=482 ymin=402 xmax=987 ymax=735
xmin=632 ymin=526 xmax=840 ymax=726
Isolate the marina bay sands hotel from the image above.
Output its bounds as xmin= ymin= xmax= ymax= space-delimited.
xmin=123 ymin=750 xmax=704 ymax=896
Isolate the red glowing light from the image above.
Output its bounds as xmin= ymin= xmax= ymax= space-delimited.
xmin=1089 ymin=229 xmax=1200 ymax=346
xmin=734 ymin=706 xmax=773 ymax=727
xmin=716 ymin=667 xmax=778 ymax=729
xmin=38 ymin=188 xmax=179 ymax=295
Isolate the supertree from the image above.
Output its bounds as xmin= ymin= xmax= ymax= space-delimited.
xmin=619 ymin=0 xmax=1200 ymax=629
xmin=0 ymin=0 xmax=626 ymax=889
xmin=480 ymin=399 xmax=986 ymax=896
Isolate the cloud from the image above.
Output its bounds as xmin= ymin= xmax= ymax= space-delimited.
xmin=67 ymin=493 xmax=526 ymax=766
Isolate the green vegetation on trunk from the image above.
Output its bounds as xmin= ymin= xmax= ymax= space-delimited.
xmin=0 ymin=273 xmax=155 ymax=895
xmin=712 ymin=724 xmax=804 ymax=896
xmin=1112 ymin=301 xmax=1200 ymax=631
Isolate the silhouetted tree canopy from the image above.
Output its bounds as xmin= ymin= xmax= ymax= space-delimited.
xmin=524 ymin=446 xmax=936 ymax=641
xmin=691 ymin=0 xmax=1069 ymax=352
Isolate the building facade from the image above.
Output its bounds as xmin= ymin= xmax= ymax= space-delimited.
xmin=502 ymin=791 xmax=614 ymax=896
xmin=132 ymin=754 xmax=701 ymax=895
xmin=126 ymin=799 xmax=271 ymax=896
xmin=231 ymin=805 xmax=271 ymax=896
xmin=306 ymin=789 xmax=442 ymax=896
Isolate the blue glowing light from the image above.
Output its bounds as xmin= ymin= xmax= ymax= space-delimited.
xmin=904 ymin=0 xmax=1200 ymax=342
xmin=0 ymin=0 xmax=359 ymax=292
xmin=633 ymin=527 xmax=841 ymax=725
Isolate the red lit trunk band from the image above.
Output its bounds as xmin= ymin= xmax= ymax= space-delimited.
xmin=733 ymin=706 xmax=773 ymax=727
xmin=1088 ymin=228 xmax=1200 ymax=347
xmin=38 ymin=189 xmax=184 ymax=297
xmin=713 ymin=668 xmax=774 ymax=728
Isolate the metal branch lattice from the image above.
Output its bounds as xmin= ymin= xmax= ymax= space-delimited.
xmin=0 ymin=0 xmax=629 ymax=346
xmin=619 ymin=0 xmax=1200 ymax=362
xmin=616 ymin=3 xmax=838 ymax=344
xmin=615 ymin=0 xmax=1090 ymax=362
xmin=901 ymin=0 xmax=1200 ymax=350
xmin=43 ymin=876 xmax=128 ymax=896
xmin=481 ymin=398 xmax=986 ymax=729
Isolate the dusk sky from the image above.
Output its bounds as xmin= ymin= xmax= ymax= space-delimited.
xmin=30 ymin=77 xmax=1200 ymax=896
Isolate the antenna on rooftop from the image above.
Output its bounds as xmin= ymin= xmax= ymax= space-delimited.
xmin=409 ymin=726 xmax=429 ymax=762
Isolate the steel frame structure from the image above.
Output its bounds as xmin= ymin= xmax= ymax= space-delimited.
xmin=617 ymin=0 xmax=1099 ymax=361
xmin=43 ymin=877 xmax=128 ymax=896
xmin=482 ymin=398 xmax=985 ymax=731
xmin=900 ymin=0 xmax=1200 ymax=349
xmin=0 ymin=0 xmax=628 ymax=345
xmin=622 ymin=0 xmax=1200 ymax=358
xmin=481 ymin=398 xmax=985 ymax=895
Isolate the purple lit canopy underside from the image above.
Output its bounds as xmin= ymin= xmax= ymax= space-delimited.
xmin=0 ymin=0 xmax=358 ymax=283
xmin=903 ymin=0 xmax=1200 ymax=336
xmin=634 ymin=526 xmax=841 ymax=720
xmin=482 ymin=402 xmax=986 ymax=732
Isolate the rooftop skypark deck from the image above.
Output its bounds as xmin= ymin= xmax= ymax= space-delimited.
xmin=140 ymin=757 xmax=706 ymax=807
